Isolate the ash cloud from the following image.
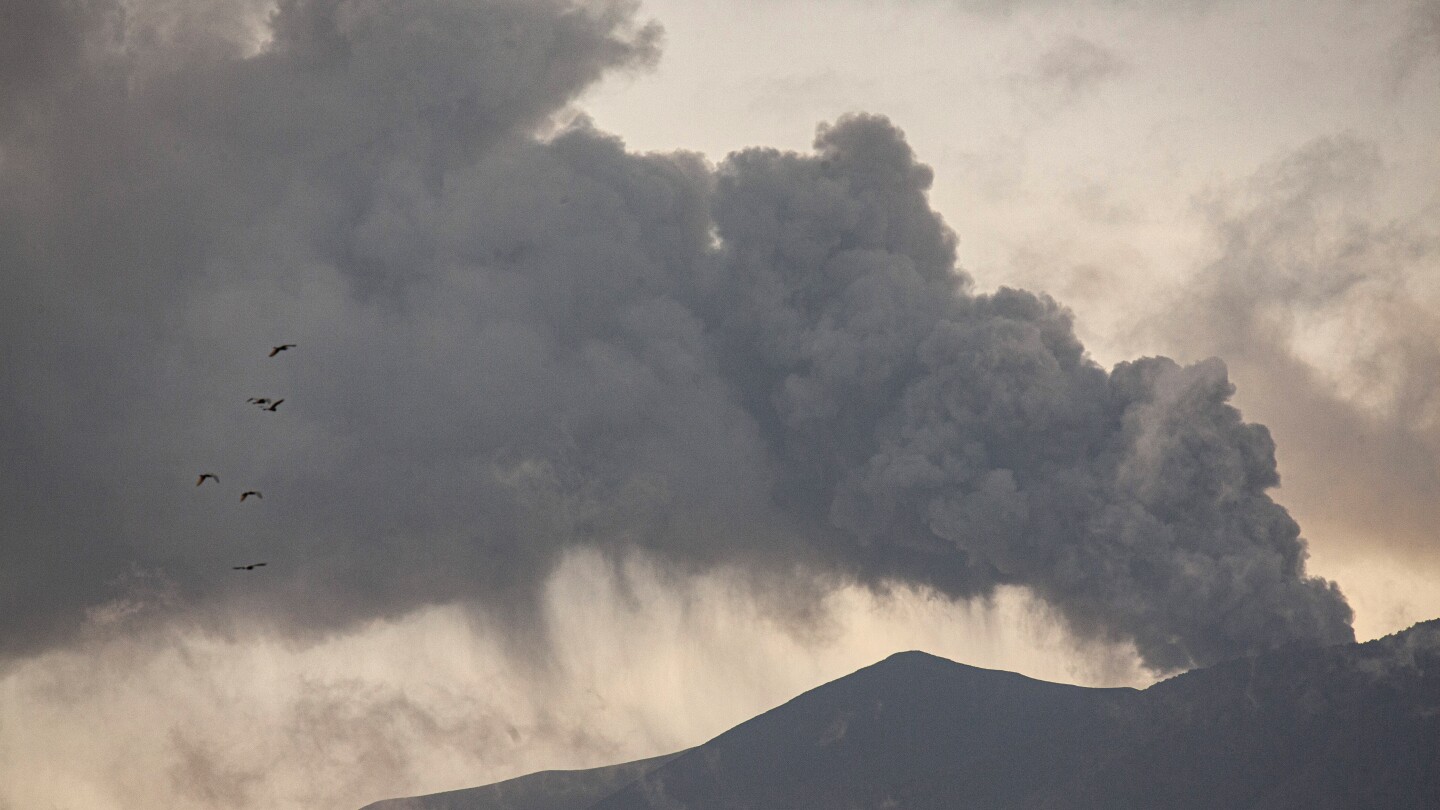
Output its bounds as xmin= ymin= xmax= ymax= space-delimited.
xmin=0 ymin=0 xmax=1351 ymax=671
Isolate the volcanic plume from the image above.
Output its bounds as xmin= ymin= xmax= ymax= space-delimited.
xmin=0 ymin=0 xmax=1351 ymax=671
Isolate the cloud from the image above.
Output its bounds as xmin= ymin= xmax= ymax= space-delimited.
xmin=0 ymin=0 xmax=1352 ymax=675
xmin=0 ymin=0 xmax=664 ymax=659
xmin=1005 ymin=35 xmax=1129 ymax=117
xmin=1026 ymin=35 xmax=1129 ymax=95
xmin=1392 ymin=0 xmax=1440 ymax=85
xmin=1152 ymin=135 xmax=1440 ymax=570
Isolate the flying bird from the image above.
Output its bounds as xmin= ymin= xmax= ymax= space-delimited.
xmin=263 ymin=399 xmax=284 ymax=412
xmin=232 ymin=562 xmax=267 ymax=570
xmin=268 ymin=344 xmax=296 ymax=357
xmin=196 ymin=473 xmax=218 ymax=486
xmin=240 ymin=491 xmax=262 ymax=502
xmin=247 ymin=397 xmax=272 ymax=405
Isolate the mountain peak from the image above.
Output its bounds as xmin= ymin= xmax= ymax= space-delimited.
xmin=365 ymin=621 xmax=1440 ymax=810
xmin=868 ymin=649 xmax=977 ymax=673
xmin=878 ymin=648 xmax=951 ymax=663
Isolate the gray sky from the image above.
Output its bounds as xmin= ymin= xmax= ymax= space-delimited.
xmin=1 ymin=1 xmax=1437 ymax=808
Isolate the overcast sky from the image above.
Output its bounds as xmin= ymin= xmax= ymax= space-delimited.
xmin=1 ymin=1 xmax=1437 ymax=808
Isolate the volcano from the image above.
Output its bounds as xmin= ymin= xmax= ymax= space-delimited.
xmin=362 ymin=619 xmax=1440 ymax=809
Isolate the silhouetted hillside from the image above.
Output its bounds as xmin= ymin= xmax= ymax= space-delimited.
xmin=363 ymin=619 xmax=1440 ymax=810
xmin=359 ymin=754 xmax=676 ymax=810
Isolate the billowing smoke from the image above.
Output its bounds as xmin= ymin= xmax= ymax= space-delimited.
xmin=0 ymin=0 xmax=1351 ymax=672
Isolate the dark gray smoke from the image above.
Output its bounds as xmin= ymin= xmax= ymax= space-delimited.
xmin=0 ymin=0 xmax=1351 ymax=671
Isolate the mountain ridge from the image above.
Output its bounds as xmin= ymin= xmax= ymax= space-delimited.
xmin=364 ymin=618 xmax=1440 ymax=810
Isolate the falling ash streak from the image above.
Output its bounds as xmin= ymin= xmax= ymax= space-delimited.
xmin=0 ymin=553 xmax=1149 ymax=810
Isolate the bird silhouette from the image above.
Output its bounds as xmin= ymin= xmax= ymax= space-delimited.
xmin=196 ymin=473 xmax=218 ymax=486
xmin=263 ymin=399 xmax=284 ymax=412
xmin=247 ymin=397 xmax=272 ymax=405
xmin=232 ymin=562 xmax=267 ymax=570
xmin=268 ymin=344 xmax=296 ymax=357
xmin=240 ymin=491 xmax=262 ymax=502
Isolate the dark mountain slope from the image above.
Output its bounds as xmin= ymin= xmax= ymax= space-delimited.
xmin=360 ymin=754 xmax=677 ymax=810
xmin=590 ymin=652 xmax=1136 ymax=810
xmin=363 ymin=619 xmax=1440 ymax=810
xmin=1062 ymin=618 xmax=1440 ymax=810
